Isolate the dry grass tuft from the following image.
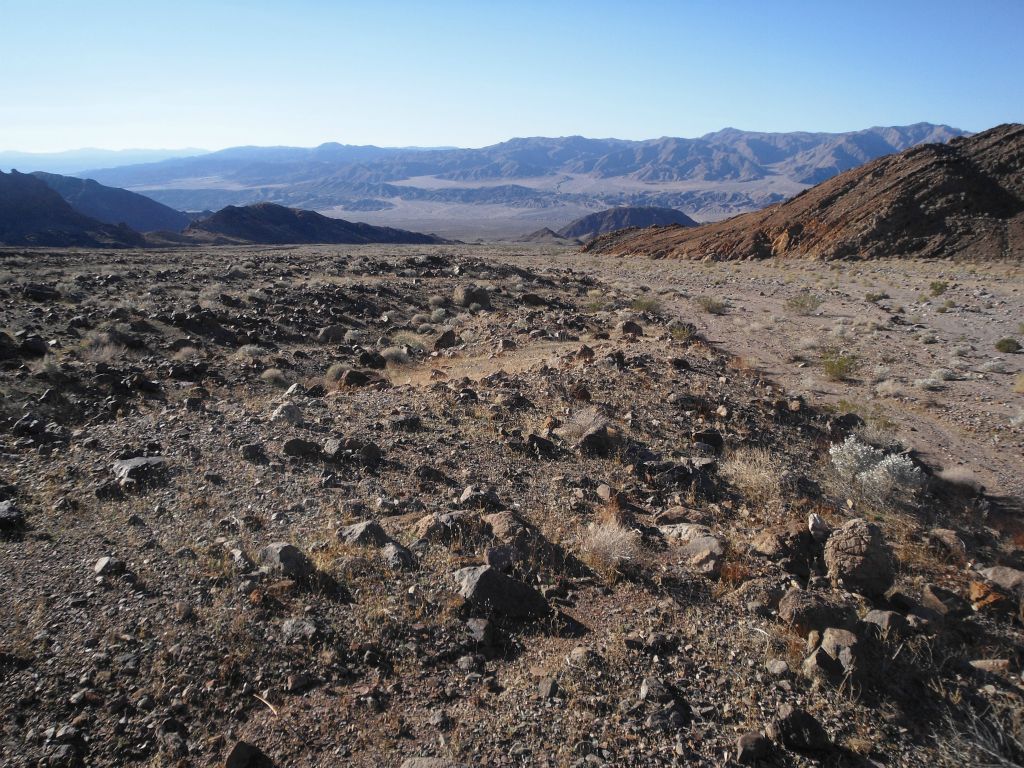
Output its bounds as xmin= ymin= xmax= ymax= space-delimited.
xmin=578 ymin=522 xmax=640 ymax=583
xmin=720 ymin=447 xmax=783 ymax=508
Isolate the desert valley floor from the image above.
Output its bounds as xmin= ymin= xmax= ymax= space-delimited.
xmin=1 ymin=244 xmax=1022 ymax=767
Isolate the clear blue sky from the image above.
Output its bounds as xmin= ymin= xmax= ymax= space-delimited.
xmin=2 ymin=0 xmax=1022 ymax=152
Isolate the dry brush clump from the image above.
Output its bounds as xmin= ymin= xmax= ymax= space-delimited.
xmin=577 ymin=521 xmax=640 ymax=583
xmin=720 ymin=446 xmax=784 ymax=508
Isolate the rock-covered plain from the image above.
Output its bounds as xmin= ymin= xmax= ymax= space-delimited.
xmin=1 ymin=244 xmax=1022 ymax=767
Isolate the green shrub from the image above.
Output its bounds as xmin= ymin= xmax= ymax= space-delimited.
xmin=995 ymin=337 xmax=1021 ymax=353
xmin=821 ymin=347 xmax=859 ymax=381
xmin=930 ymin=280 xmax=949 ymax=296
xmin=629 ymin=296 xmax=662 ymax=313
xmin=785 ymin=291 xmax=824 ymax=315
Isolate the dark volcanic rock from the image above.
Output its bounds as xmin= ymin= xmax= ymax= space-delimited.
xmin=454 ymin=565 xmax=549 ymax=619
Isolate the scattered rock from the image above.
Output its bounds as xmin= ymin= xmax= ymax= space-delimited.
xmin=454 ymin=565 xmax=549 ymax=619
xmin=823 ymin=518 xmax=895 ymax=597
xmin=259 ymin=542 xmax=315 ymax=580
xmin=767 ymin=704 xmax=831 ymax=753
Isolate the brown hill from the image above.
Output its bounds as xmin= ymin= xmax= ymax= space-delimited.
xmin=557 ymin=206 xmax=698 ymax=241
xmin=584 ymin=124 xmax=1024 ymax=261
xmin=183 ymin=203 xmax=447 ymax=245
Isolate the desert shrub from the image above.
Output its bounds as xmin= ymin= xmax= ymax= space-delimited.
xmin=669 ymin=321 xmax=696 ymax=342
xmin=391 ymin=331 xmax=426 ymax=351
xmin=785 ymin=291 xmax=823 ymax=315
xmin=324 ymin=363 xmax=348 ymax=386
xmin=259 ymin=368 xmax=289 ymax=387
xmin=411 ymin=313 xmax=431 ymax=325
xmin=584 ymin=289 xmax=611 ymax=312
xmin=427 ymin=295 xmax=447 ymax=309
xmin=381 ymin=346 xmax=410 ymax=366
xmin=858 ymin=454 xmax=925 ymax=503
xmin=629 ymin=296 xmax=662 ymax=314
xmin=234 ymin=344 xmax=263 ymax=359
xmin=721 ymin=447 xmax=783 ymax=508
xmin=929 ymin=280 xmax=948 ymax=296
xmin=830 ymin=435 xmax=884 ymax=482
xmin=821 ymin=347 xmax=859 ymax=381
xmin=1015 ymin=374 xmax=1024 ymax=394
xmin=695 ymin=296 xmax=728 ymax=315
xmin=865 ymin=291 xmax=890 ymax=303
xmin=430 ymin=308 xmax=447 ymax=323
xmin=914 ymin=377 xmax=944 ymax=391
xmin=829 ymin=435 xmax=923 ymax=505
xmin=578 ymin=522 xmax=640 ymax=582
xmin=995 ymin=337 xmax=1021 ymax=353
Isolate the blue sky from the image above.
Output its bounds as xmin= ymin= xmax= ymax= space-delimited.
xmin=2 ymin=0 xmax=1022 ymax=151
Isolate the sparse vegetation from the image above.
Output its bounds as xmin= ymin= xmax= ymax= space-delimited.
xmin=695 ymin=295 xmax=728 ymax=315
xmin=784 ymin=290 xmax=823 ymax=315
xmin=820 ymin=347 xmax=859 ymax=381
xmin=929 ymin=280 xmax=949 ymax=296
xmin=629 ymin=295 xmax=662 ymax=313
xmin=578 ymin=522 xmax=640 ymax=583
xmin=995 ymin=337 xmax=1021 ymax=353
xmin=830 ymin=435 xmax=923 ymax=505
xmin=720 ymin=447 xmax=783 ymax=508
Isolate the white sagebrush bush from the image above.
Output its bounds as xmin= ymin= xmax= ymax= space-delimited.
xmin=858 ymin=454 xmax=924 ymax=502
xmin=829 ymin=436 xmax=924 ymax=503
xmin=829 ymin=436 xmax=884 ymax=481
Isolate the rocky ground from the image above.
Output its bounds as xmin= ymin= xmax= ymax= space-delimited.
xmin=1 ymin=244 xmax=1023 ymax=767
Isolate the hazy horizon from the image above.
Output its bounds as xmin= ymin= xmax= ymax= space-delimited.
xmin=3 ymin=0 xmax=1021 ymax=153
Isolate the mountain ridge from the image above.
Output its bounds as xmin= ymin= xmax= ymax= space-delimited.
xmin=0 ymin=170 xmax=145 ymax=248
xmin=31 ymin=172 xmax=191 ymax=233
xmin=77 ymin=125 xmax=967 ymax=233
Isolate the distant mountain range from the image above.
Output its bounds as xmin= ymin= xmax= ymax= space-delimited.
xmin=73 ymin=124 xmax=966 ymax=237
xmin=585 ymin=124 xmax=1024 ymax=261
xmin=0 ymin=148 xmax=208 ymax=175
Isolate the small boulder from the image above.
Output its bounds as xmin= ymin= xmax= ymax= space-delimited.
xmin=736 ymin=732 xmax=772 ymax=764
xmin=317 ymin=324 xmax=348 ymax=343
xmin=433 ymin=329 xmax=458 ymax=350
xmin=921 ymin=583 xmax=971 ymax=619
xmin=454 ymin=565 xmax=549 ymax=619
xmin=338 ymin=520 xmax=391 ymax=547
xmin=381 ymin=542 xmax=417 ymax=570
xmin=112 ymin=456 xmax=169 ymax=486
xmin=823 ymin=518 xmax=894 ymax=597
xmin=259 ymin=542 xmax=314 ymax=580
xmin=767 ymin=704 xmax=831 ymax=753
xmin=282 ymin=438 xmax=322 ymax=459
xmin=270 ymin=403 xmax=303 ymax=425
xmin=979 ymin=566 xmax=1024 ymax=594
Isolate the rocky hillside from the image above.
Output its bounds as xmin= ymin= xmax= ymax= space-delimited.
xmin=32 ymin=172 xmax=191 ymax=233
xmin=1 ymin=245 xmax=1021 ymax=767
xmin=0 ymin=170 xmax=144 ymax=248
xmin=183 ymin=203 xmax=447 ymax=245
xmin=585 ymin=124 xmax=1024 ymax=261
xmin=557 ymin=207 xmax=698 ymax=241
